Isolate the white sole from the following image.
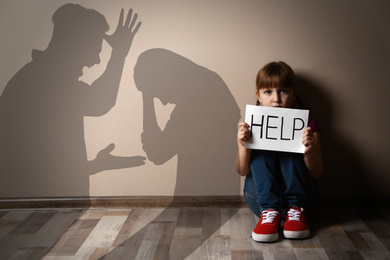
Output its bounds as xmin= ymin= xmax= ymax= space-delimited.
xmin=252 ymin=231 xmax=279 ymax=242
xmin=283 ymin=229 xmax=310 ymax=239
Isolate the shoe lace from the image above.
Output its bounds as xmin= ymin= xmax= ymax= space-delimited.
xmin=287 ymin=208 xmax=303 ymax=221
xmin=261 ymin=210 xmax=279 ymax=224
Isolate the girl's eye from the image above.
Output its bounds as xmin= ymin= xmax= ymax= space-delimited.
xmin=264 ymin=90 xmax=272 ymax=95
xmin=280 ymin=89 xmax=288 ymax=94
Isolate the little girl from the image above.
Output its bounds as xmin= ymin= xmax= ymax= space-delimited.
xmin=234 ymin=61 xmax=323 ymax=242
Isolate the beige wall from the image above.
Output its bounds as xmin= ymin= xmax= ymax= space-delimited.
xmin=1 ymin=0 xmax=389 ymax=199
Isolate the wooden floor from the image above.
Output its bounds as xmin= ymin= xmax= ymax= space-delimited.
xmin=0 ymin=206 xmax=389 ymax=259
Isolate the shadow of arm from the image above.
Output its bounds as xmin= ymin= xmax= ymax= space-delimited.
xmin=88 ymin=143 xmax=146 ymax=175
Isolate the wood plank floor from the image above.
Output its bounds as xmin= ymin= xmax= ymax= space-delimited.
xmin=0 ymin=206 xmax=389 ymax=259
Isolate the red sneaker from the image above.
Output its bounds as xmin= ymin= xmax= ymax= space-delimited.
xmin=252 ymin=209 xmax=281 ymax=242
xmin=283 ymin=207 xmax=310 ymax=239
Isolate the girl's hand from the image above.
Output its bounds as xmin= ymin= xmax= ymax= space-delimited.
xmin=237 ymin=122 xmax=251 ymax=147
xmin=302 ymin=127 xmax=315 ymax=153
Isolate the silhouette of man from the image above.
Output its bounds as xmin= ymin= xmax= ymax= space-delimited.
xmin=0 ymin=4 xmax=145 ymax=197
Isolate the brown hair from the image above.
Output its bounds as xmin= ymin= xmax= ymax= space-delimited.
xmin=255 ymin=61 xmax=296 ymax=105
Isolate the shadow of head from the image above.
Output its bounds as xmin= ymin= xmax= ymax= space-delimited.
xmin=48 ymin=3 xmax=109 ymax=68
xmin=134 ymin=48 xmax=226 ymax=105
xmin=295 ymin=74 xmax=332 ymax=129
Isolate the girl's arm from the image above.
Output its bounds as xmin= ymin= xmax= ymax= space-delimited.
xmin=234 ymin=122 xmax=252 ymax=176
xmin=302 ymin=127 xmax=324 ymax=179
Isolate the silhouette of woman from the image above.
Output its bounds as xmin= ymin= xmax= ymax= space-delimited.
xmin=135 ymin=48 xmax=241 ymax=195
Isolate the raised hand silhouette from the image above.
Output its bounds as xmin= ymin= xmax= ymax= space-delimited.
xmin=104 ymin=9 xmax=141 ymax=57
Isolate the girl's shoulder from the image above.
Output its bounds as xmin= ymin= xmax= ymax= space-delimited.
xmin=308 ymin=118 xmax=321 ymax=133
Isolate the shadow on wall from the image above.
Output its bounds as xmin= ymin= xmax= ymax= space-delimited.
xmin=296 ymin=75 xmax=370 ymax=201
xmin=136 ymin=48 xmax=241 ymax=195
xmin=100 ymin=49 xmax=241 ymax=259
xmin=0 ymin=3 xmax=145 ymax=197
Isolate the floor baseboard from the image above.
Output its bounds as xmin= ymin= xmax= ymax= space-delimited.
xmin=0 ymin=196 xmax=247 ymax=209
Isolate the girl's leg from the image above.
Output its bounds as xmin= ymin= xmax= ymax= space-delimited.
xmin=278 ymin=152 xmax=309 ymax=209
xmin=243 ymin=172 xmax=261 ymax=218
xmin=250 ymin=150 xmax=283 ymax=213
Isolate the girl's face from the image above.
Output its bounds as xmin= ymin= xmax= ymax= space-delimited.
xmin=256 ymin=86 xmax=296 ymax=108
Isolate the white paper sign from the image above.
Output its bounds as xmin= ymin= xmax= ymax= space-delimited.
xmin=245 ymin=105 xmax=309 ymax=153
